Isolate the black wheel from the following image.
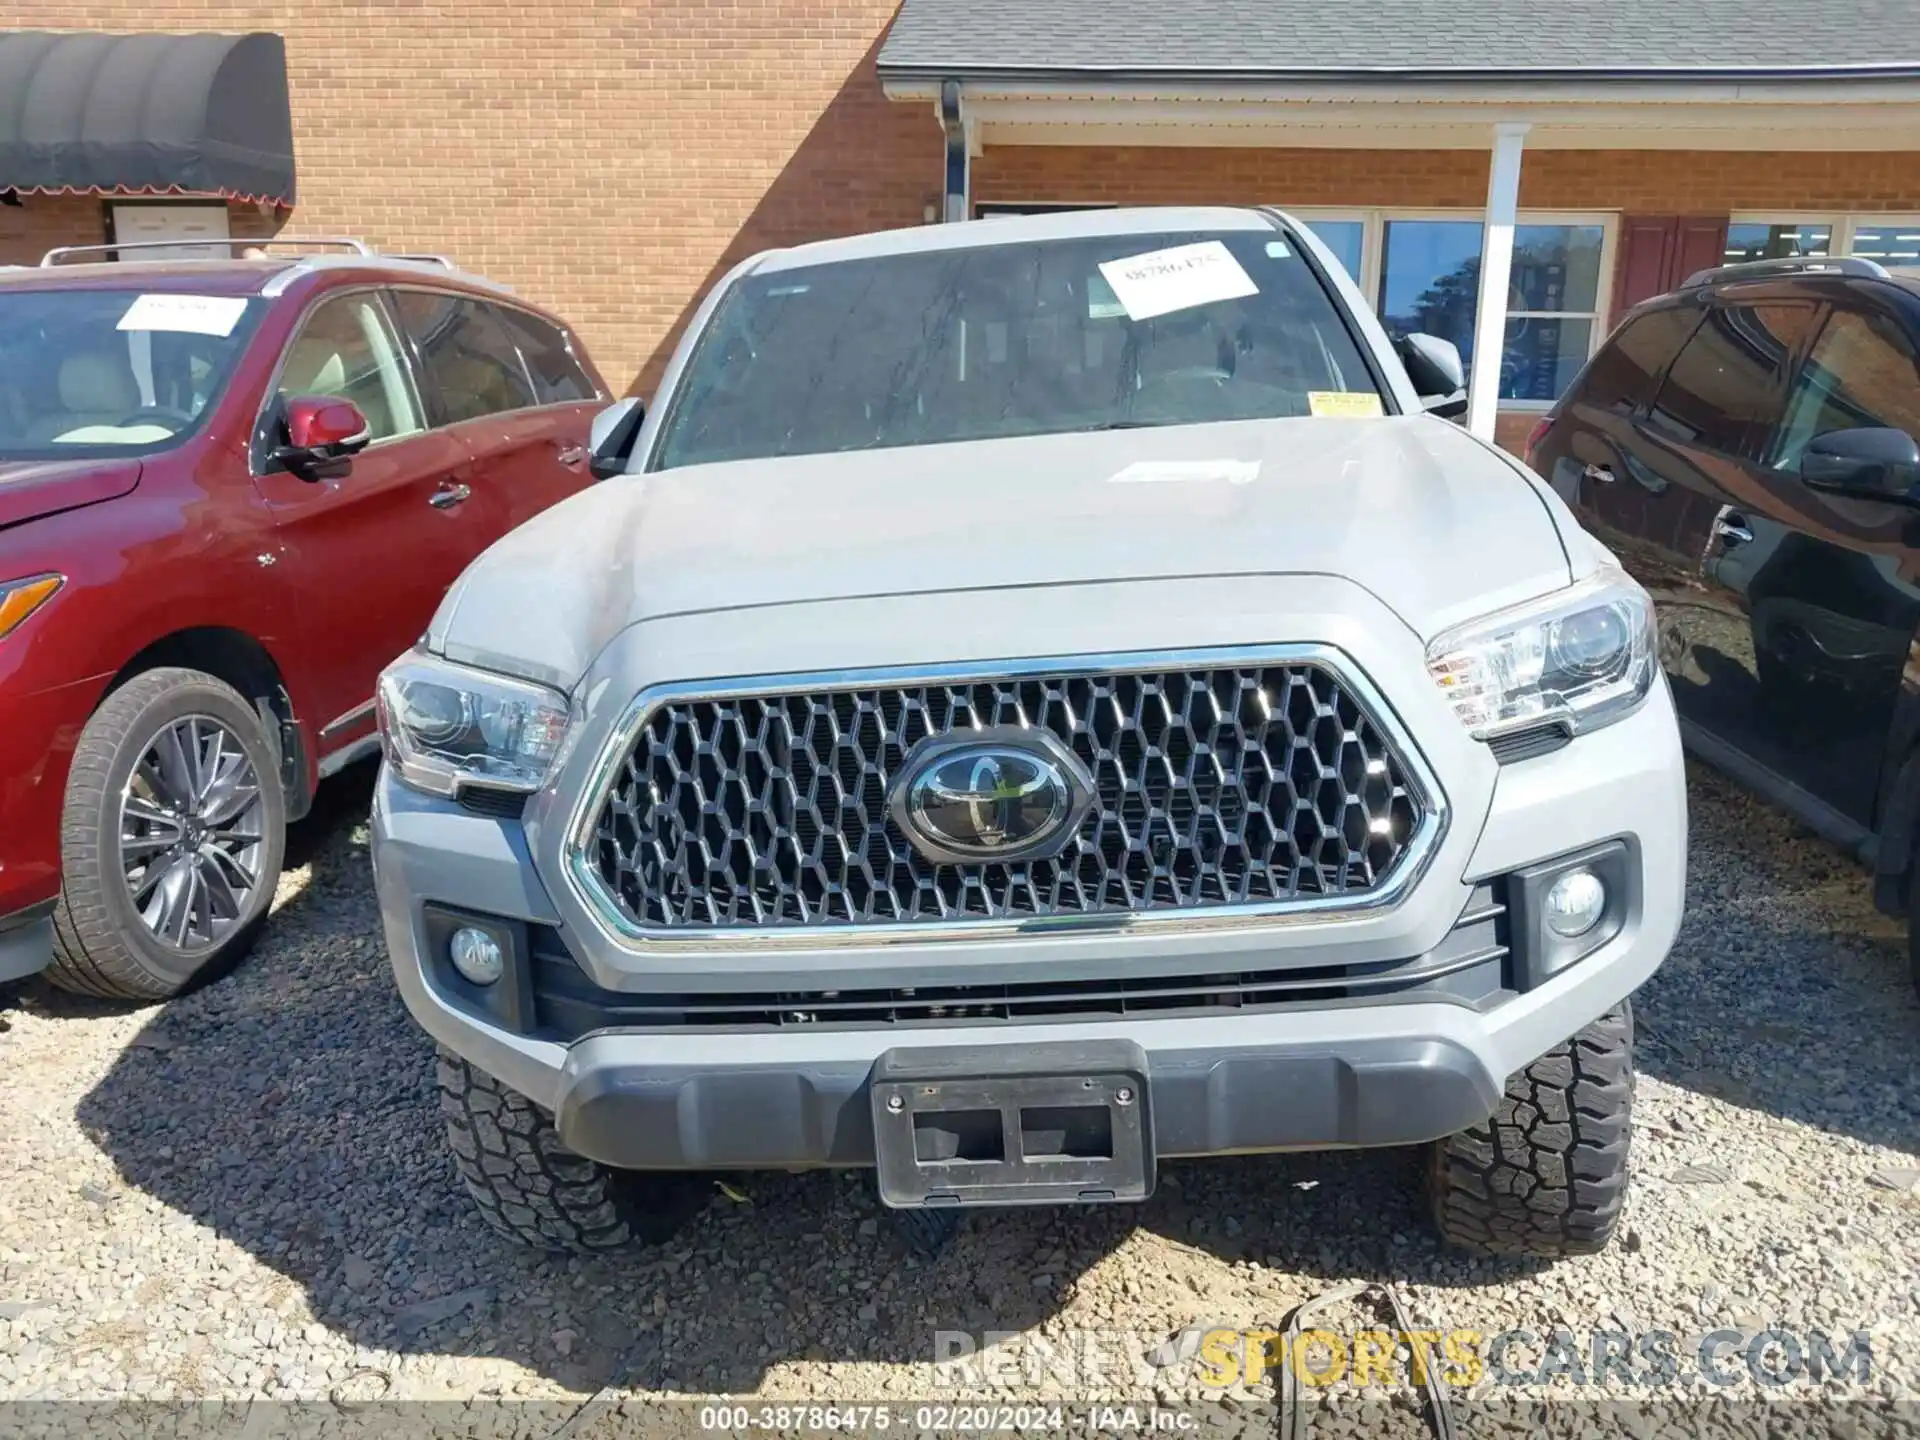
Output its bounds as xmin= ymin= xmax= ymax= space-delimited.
xmin=1427 ymin=1003 xmax=1633 ymax=1258
xmin=47 ymin=667 xmax=286 ymax=1001
xmin=438 ymin=1049 xmax=701 ymax=1253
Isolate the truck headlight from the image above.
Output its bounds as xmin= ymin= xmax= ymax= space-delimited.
xmin=1425 ymin=567 xmax=1657 ymax=739
xmin=376 ymin=649 xmax=571 ymax=796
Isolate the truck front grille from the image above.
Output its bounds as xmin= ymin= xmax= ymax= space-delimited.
xmin=571 ymin=650 xmax=1438 ymax=939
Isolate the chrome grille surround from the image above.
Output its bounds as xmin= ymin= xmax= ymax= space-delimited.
xmin=562 ymin=646 xmax=1447 ymax=951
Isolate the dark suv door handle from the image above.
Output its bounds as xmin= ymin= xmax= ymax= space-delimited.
xmin=1582 ymin=463 xmax=1616 ymax=485
xmin=1711 ymin=511 xmax=1754 ymax=546
xmin=428 ymin=482 xmax=472 ymax=510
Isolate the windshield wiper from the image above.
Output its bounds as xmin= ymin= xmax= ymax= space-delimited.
xmin=1080 ymin=419 xmax=1166 ymax=432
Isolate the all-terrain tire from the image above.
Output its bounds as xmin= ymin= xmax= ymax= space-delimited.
xmin=1428 ymin=1003 xmax=1633 ymax=1258
xmin=438 ymin=1049 xmax=699 ymax=1253
xmin=47 ymin=667 xmax=286 ymax=1001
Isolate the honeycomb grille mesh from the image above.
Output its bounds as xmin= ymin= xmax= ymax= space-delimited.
xmin=582 ymin=664 xmax=1426 ymax=932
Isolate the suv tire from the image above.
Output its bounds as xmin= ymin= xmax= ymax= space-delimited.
xmin=1427 ymin=1003 xmax=1633 ymax=1258
xmin=438 ymin=1050 xmax=699 ymax=1253
xmin=47 ymin=668 xmax=286 ymax=1002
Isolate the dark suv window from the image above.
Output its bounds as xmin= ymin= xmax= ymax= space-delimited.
xmin=393 ymin=291 xmax=537 ymax=423
xmin=1771 ymin=307 xmax=1920 ymax=468
xmin=1645 ymin=302 xmax=1814 ymax=457
xmin=496 ymin=308 xmax=597 ymax=404
xmin=1569 ymin=306 xmax=1696 ymax=416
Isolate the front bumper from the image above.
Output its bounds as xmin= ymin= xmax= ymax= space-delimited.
xmin=375 ymin=650 xmax=1686 ymax=1173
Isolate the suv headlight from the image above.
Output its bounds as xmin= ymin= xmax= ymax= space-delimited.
xmin=1425 ymin=567 xmax=1657 ymax=739
xmin=376 ymin=649 xmax=571 ymax=796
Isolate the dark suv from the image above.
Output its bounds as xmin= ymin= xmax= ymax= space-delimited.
xmin=0 ymin=240 xmax=606 ymax=1001
xmin=1530 ymin=254 xmax=1920 ymax=993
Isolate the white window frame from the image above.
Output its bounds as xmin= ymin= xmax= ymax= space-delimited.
xmin=1289 ymin=207 xmax=1616 ymax=412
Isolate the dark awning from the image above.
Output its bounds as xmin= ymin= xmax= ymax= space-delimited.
xmin=0 ymin=31 xmax=295 ymax=205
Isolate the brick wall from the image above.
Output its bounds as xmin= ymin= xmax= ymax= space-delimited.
xmin=974 ymin=146 xmax=1920 ymax=213
xmin=1 ymin=1 xmax=936 ymax=394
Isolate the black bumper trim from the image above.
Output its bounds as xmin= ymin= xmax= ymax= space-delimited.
xmin=553 ymin=1032 xmax=1504 ymax=1173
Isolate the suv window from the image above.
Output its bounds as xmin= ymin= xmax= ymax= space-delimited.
xmin=0 ymin=289 xmax=263 ymax=458
xmin=1570 ymin=306 xmax=1696 ymax=415
xmin=1645 ymin=302 xmax=1813 ymax=457
xmin=276 ymin=293 xmax=423 ymax=443
xmin=393 ymin=292 xmax=537 ymax=423
xmin=652 ymin=228 xmax=1381 ymax=469
xmin=1771 ymin=307 xmax=1920 ymax=469
xmin=495 ymin=307 xmax=597 ymax=403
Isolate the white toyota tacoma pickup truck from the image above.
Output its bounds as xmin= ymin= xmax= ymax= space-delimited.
xmin=371 ymin=206 xmax=1686 ymax=1259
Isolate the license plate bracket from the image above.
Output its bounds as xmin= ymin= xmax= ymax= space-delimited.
xmin=870 ymin=1041 xmax=1153 ymax=1207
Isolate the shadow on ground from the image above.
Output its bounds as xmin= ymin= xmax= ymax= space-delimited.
xmin=67 ymin=762 xmax=1920 ymax=1393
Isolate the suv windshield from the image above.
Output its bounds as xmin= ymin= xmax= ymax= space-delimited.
xmin=0 ymin=289 xmax=262 ymax=460
xmin=653 ymin=227 xmax=1383 ymax=469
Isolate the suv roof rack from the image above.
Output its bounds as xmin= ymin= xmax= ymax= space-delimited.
xmin=39 ymin=237 xmax=376 ymax=267
xmin=1682 ymin=255 xmax=1890 ymax=289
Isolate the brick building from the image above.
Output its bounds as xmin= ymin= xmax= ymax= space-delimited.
xmin=4 ymin=0 xmax=1920 ymax=447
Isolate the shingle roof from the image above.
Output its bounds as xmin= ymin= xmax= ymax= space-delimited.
xmin=877 ymin=0 xmax=1920 ymax=82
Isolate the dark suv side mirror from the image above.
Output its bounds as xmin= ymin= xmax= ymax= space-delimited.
xmin=589 ymin=397 xmax=646 ymax=480
xmin=1800 ymin=427 xmax=1920 ymax=503
xmin=272 ymin=395 xmax=370 ymax=482
xmin=1398 ymin=332 xmax=1469 ymax=420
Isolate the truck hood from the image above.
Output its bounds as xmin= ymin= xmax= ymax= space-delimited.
xmin=433 ymin=415 xmax=1573 ymax=692
xmin=0 ymin=456 xmax=143 ymax=531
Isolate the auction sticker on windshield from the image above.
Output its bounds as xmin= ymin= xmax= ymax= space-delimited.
xmin=1097 ymin=241 xmax=1258 ymax=321
xmin=1307 ymin=391 xmax=1385 ymax=418
xmin=116 ymin=293 xmax=249 ymax=338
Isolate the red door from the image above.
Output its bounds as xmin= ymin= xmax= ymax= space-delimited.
xmin=391 ymin=290 xmax=600 ymax=531
xmin=253 ymin=289 xmax=493 ymax=749
xmin=1612 ymin=216 xmax=1731 ymax=323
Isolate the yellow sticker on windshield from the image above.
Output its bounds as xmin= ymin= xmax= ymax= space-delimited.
xmin=1308 ymin=391 xmax=1385 ymax=419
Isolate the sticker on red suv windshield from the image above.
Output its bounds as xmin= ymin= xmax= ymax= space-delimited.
xmin=1097 ymin=241 xmax=1258 ymax=321
xmin=116 ymin=293 xmax=249 ymax=338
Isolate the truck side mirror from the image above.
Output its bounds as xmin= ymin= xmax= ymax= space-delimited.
xmin=1399 ymin=333 xmax=1469 ymax=420
xmin=589 ymin=398 xmax=646 ymax=480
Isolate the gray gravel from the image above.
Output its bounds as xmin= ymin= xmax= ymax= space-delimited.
xmin=0 ymin=760 xmax=1915 ymax=1423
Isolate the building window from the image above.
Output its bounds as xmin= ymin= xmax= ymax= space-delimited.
xmin=1845 ymin=217 xmax=1920 ymax=265
xmin=1724 ymin=219 xmax=1833 ymax=264
xmin=1375 ymin=216 xmax=1608 ymax=404
xmin=1727 ymin=215 xmax=1920 ymax=267
xmin=1300 ymin=218 xmax=1365 ymax=285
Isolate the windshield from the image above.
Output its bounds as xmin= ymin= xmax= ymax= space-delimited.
xmin=652 ymin=227 xmax=1385 ymax=470
xmin=0 ymin=289 xmax=262 ymax=460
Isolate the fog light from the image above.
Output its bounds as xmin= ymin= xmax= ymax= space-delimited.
xmin=449 ymin=927 xmax=505 ymax=986
xmin=1544 ymin=868 xmax=1607 ymax=938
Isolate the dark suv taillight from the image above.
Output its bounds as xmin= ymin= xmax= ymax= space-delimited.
xmin=1523 ymin=415 xmax=1555 ymax=469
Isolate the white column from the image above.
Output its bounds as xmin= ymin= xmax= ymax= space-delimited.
xmin=1467 ymin=123 xmax=1530 ymax=442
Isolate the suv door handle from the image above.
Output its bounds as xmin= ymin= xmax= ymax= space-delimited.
xmin=1711 ymin=511 xmax=1754 ymax=546
xmin=428 ymin=482 xmax=473 ymax=510
xmin=555 ymin=443 xmax=587 ymax=468
xmin=1582 ymin=463 xmax=1616 ymax=484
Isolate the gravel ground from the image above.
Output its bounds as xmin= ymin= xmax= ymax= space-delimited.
xmin=0 ymin=760 xmax=1916 ymax=1431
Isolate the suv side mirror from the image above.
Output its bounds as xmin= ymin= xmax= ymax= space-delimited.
xmin=1399 ymin=333 xmax=1469 ymax=420
xmin=273 ymin=395 xmax=370 ymax=482
xmin=1800 ymin=427 xmax=1920 ymax=502
xmin=589 ymin=397 xmax=646 ymax=480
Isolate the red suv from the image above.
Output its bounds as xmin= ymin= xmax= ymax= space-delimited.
xmin=0 ymin=241 xmax=608 ymax=1001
